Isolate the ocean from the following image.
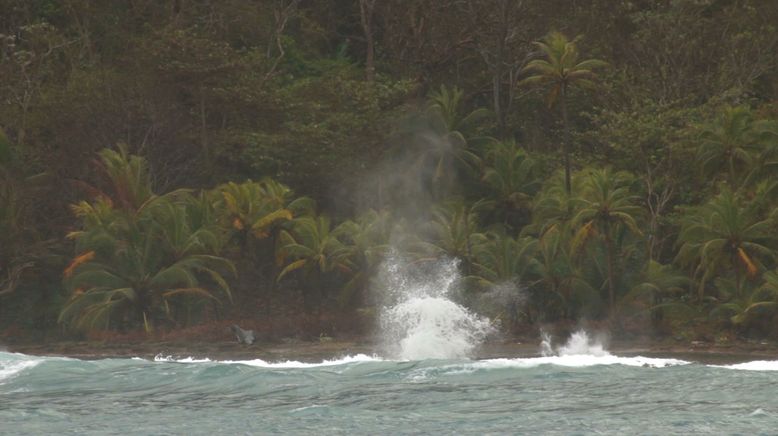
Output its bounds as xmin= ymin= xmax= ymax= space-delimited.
xmin=4 ymin=257 xmax=777 ymax=434
xmin=2 ymin=346 xmax=778 ymax=435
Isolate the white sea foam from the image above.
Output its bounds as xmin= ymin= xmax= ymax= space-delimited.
xmin=153 ymin=354 xmax=212 ymax=363
xmin=378 ymin=255 xmax=494 ymax=360
xmin=0 ymin=353 xmax=42 ymax=382
xmin=290 ymin=404 xmax=326 ymax=413
xmin=712 ymin=360 xmax=778 ymax=371
xmin=475 ymin=354 xmax=689 ymax=369
xmin=749 ymin=408 xmax=769 ymax=417
xmin=522 ymin=330 xmax=689 ymax=369
xmin=154 ymin=353 xmax=382 ymax=368
xmin=556 ymin=330 xmax=609 ymax=357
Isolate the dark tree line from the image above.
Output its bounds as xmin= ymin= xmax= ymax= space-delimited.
xmin=2 ymin=0 xmax=778 ymax=341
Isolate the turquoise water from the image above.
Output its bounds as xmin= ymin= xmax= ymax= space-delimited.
xmin=2 ymin=349 xmax=778 ymax=435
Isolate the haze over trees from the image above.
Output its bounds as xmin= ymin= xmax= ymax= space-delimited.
xmin=1 ymin=0 xmax=778 ymax=342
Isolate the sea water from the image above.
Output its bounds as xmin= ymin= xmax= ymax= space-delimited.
xmin=3 ymin=342 xmax=778 ymax=434
xmin=3 ymin=257 xmax=778 ymax=434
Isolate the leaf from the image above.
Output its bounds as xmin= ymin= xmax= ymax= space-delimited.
xmin=277 ymin=258 xmax=307 ymax=282
xmin=63 ymin=251 xmax=96 ymax=278
xmin=161 ymin=287 xmax=218 ymax=300
xmin=737 ymin=247 xmax=758 ymax=277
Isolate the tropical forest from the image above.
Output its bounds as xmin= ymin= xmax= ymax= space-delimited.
xmin=2 ymin=0 xmax=778 ymax=347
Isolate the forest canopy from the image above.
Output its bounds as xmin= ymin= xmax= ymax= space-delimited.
xmin=1 ymin=0 xmax=778 ymax=342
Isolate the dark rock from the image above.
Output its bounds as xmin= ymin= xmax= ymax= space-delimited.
xmin=230 ymin=325 xmax=255 ymax=345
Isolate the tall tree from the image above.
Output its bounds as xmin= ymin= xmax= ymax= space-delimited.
xmin=359 ymin=0 xmax=377 ymax=82
xmin=696 ymin=106 xmax=776 ymax=188
xmin=676 ymin=189 xmax=774 ymax=301
xmin=520 ymin=31 xmax=607 ymax=193
xmin=570 ymin=168 xmax=643 ymax=319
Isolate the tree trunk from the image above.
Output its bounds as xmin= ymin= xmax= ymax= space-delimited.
xmin=604 ymin=223 xmax=617 ymax=320
xmin=560 ymin=85 xmax=572 ymax=194
xmin=359 ymin=0 xmax=377 ymax=83
xmin=199 ymin=88 xmax=208 ymax=157
xmin=735 ymin=260 xmax=743 ymax=299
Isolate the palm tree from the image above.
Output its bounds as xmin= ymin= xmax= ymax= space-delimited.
xmin=676 ymin=188 xmax=774 ymax=301
xmin=427 ymin=85 xmax=492 ymax=141
xmin=468 ymin=231 xmax=539 ymax=330
xmin=61 ymin=195 xmax=235 ymax=331
xmin=520 ymin=31 xmax=607 ymax=193
xmin=570 ymin=168 xmax=643 ymax=319
xmin=88 ymin=144 xmax=155 ymax=211
xmin=333 ymin=209 xmax=393 ymax=308
xmin=696 ymin=106 xmax=777 ymax=188
xmin=276 ymin=215 xmax=354 ymax=314
xmin=532 ymin=224 xmax=598 ymax=320
xmin=621 ymin=260 xmax=689 ymax=323
xmin=395 ymin=86 xmax=491 ymax=199
xmin=708 ymin=274 xmax=778 ymax=327
xmin=524 ymin=170 xmax=584 ymax=237
xmin=60 ymin=148 xmax=235 ymax=332
xmin=216 ymin=179 xmax=313 ymax=248
xmin=470 ymin=231 xmax=539 ymax=288
xmin=413 ymin=201 xmax=486 ymax=273
xmin=480 ymin=141 xmax=542 ymax=230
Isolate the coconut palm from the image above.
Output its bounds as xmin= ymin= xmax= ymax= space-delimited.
xmin=570 ymin=168 xmax=643 ymax=318
xmin=467 ymin=231 xmax=539 ymax=329
xmin=61 ymin=195 xmax=235 ymax=331
xmin=60 ymin=149 xmax=235 ymax=332
xmin=709 ymin=274 xmax=778 ymax=327
xmin=696 ymin=106 xmax=778 ymax=188
xmin=621 ymin=260 xmax=689 ymax=322
xmin=676 ymin=188 xmax=774 ymax=301
xmin=470 ymin=231 xmax=539 ymax=288
xmin=427 ymin=85 xmax=492 ymax=141
xmin=525 ymin=170 xmax=584 ymax=237
xmin=520 ymin=31 xmax=607 ymax=193
xmin=276 ymin=215 xmax=354 ymax=313
xmin=333 ymin=209 xmax=393 ymax=307
xmin=395 ymin=86 xmax=491 ymax=199
xmin=480 ymin=141 xmax=542 ymax=230
xmin=413 ymin=201 xmax=486 ymax=273
xmin=87 ymin=144 xmax=155 ymax=211
xmin=215 ymin=179 xmax=313 ymax=249
xmin=531 ymin=224 xmax=598 ymax=320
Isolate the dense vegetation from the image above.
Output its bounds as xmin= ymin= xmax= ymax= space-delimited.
xmin=2 ymin=0 xmax=778 ymax=342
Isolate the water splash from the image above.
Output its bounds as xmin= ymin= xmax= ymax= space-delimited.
xmin=557 ymin=330 xmax=608 ymax=356
xmin=540 ymin=330 xmax=553 ymax=356
xmin=541 ymin=330 xmax=609 ymax=357
xmin=377 ymin=253 xmax=494 ymax=360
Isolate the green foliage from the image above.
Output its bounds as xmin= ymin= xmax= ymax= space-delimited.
xmin=59 ymin=149 xmax=234 ymax=332
xmin=676 ymin=189 xmax=775 ymax=300
xmin=412 ymin=201 xmax=486 ymax=272
xmin=479 ymin=141 xmax=542 ymax=230
xmin=4 ymin=1 xmax=778 ymax=340
xmin=520 ymin=31 xmax=608 ymax=108
xmin=695 ymin=106 xmax=778 ymax=188
xmin=276 ymin=214 xmax=354 ymax=313
xmin=470 ymin=231 xmax=539 ymax=288
xmin=520 ymin=31 xmax=607 ymax=193
xmin=570 ymin=168 xmax=643 ymax=317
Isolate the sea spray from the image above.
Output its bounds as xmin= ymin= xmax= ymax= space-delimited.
xmin=540 ymin=330 xmax=553 ymax=356
xmin=541 ymin=329 xmax=609 ymax=357
xmin=557 ymin=330 xmax=609 ymax=356
xmin=377 ymin=253 xmax=494 ymax=360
